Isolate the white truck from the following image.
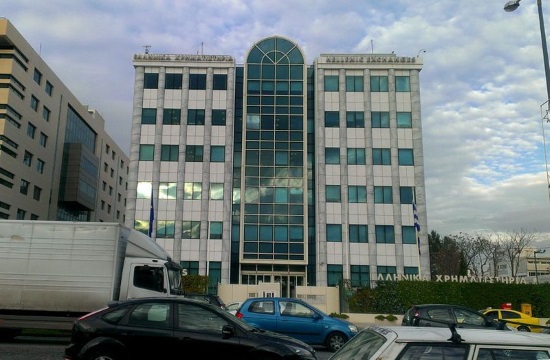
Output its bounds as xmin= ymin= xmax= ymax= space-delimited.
xmin=0 ymin=220 xmax=183 ymax=338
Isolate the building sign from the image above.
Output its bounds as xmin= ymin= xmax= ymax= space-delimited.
xmin=324 ymin=55 xmax=418 ymax=64
xmin=376 ymin=273 xmax=527 ymax=284
xmin=133 ymin=54 xmax=234 ymax=62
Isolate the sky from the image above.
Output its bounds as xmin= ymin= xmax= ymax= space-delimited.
xmin=4 ymin=0 xmax=550 ymax=248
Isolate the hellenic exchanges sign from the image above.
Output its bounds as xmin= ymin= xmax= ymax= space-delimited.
xmin=376 ymin=274 xmax=527 ymax=284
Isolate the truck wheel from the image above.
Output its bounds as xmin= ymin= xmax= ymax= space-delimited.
xmin=85 ymin=349 xmax=122 ymax=360
xmin=326 ymin=332 xmax=347 ymax=352
xmin=516 ymin=325 xmax=530 ymax=332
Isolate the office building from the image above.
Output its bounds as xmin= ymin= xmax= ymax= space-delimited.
xmin=126 ymin=35 xmax=429 ymax=294
xmin=0 ymin=18 xmax=129 ymax=223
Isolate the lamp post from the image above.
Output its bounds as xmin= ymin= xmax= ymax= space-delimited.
xmin=534 ymin=249 xmax=546 ymax=283
xmin=504 ymin=0 xmax=550 ymax=107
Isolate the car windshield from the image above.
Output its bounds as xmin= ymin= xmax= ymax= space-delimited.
xmin=329 ymin=329 xmax=386 ymax=360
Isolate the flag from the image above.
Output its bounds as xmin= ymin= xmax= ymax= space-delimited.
xmin=413 ymin=202 xmax=421 ymax=255
xmin=148 ymin=187 xmax=154 ymax=237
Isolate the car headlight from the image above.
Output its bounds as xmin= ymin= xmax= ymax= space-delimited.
xmin=348 ymin=324 xmax=358 ymax=333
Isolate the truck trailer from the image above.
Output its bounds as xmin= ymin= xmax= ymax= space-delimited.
xmin=0 ymin=220 xmax=183 ymax=338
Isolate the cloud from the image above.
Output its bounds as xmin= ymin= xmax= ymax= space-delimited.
xmin=4 ymin=0 xmax=550 ymax=247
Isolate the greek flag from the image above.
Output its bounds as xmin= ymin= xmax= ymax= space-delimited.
xmin=148 ymin=187 xmax=154 ymax=237
xmin=413 ymin=202 xmax=421 ymax=255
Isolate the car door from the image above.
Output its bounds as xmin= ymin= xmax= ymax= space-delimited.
xmin=173 ymin=301 xmax=246 ymax=357
xmin=419 ymin=306 xmax=455 ymax=327
xmin=114 ymin=301 xmax=175 ymax=358
xmin=276 ymin=300 xmax=324 ymax=344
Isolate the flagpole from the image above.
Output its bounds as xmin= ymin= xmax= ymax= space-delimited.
xmin=413 ymin=197 xmax=422 ymax=277
xmin=148 ymin=185 xmax=154 ymax=238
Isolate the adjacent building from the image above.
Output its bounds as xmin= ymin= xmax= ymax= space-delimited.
xmin=0 ymin=18 xmax=129 ymax=223
xmin=126 ymin=35 xmax=429 ymax=295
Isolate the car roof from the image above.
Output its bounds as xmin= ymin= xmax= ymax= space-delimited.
xmin=245 ymin=297 xmax=304 ymax=301
xmin=366 ymin=325 xmax=550 ymax=346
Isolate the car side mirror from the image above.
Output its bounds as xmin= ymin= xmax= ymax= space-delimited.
xmin=222 ymin=325 xmax=234 ymax=339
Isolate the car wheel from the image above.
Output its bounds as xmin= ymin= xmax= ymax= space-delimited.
xmin=85 ymin=349 xmax=122 ymax=360
xmin=326 ymin=332 xmax=347 ymax=352
xmin=516 ymin=326 xmax=531 ymax=332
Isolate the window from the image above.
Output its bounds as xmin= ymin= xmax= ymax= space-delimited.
xmin=372 ymin=148 xmax=391 ymax=165
xmin=165 ymin=73 xmax=182 ymax=89
xmin=182 ymin=220 xmax=201 ymax=239
xmin=163 ymin=109 xmax=181 ymax=125
xmin=327 ymin=224 xmax=342 ymax=242
xmin=33 ymin=68 xmax=42 ymax=84
xmin=400 ymin=187 xmax=414 ymax=204
xmin=185 ymin=145 xmax=204 ymax=162
xmin=375 ymin=225 xmax=395 ymax=243
xmin=213 ymin=74 xmax=227 ymax=90
xmin=346 ymin=75 xmax=364 ymax=92
xmin=188 ymin=109 xmax=205 ymax=125
xmin=16 ymin=209 xmax=26 ymax=220
xmin=325 ymin=147 xmax=340 ymax=164
xmin=30 ymin=95 xmax=39 ymax=111
xmin=326 ymin=185 xmax=341 ymax=202
xmin=212 ymin=109 xmax=226 ymax=125
xmin=20 ymin=179 xmax=30 ymax=195
xmin=142 ymin=108 xmax=157 ymax=124
xmin=370 ymin=75 xmax=388 ymax=92
xmin=209 ymin=221 xmax=223 ymax=239
xmin=395 ymin=76 xmax=410 ymax=92
xmin=33 ymin=186 xmax=42 ymax=201
xmin=327 ymin=264 xmax=343 ymax=287
xmin=372 ymin=111 xmax=390 ymax=128
xmin=347 ymin=148 xmax=366 ymax=165
xmin=23 ymin=151 xmax=33 ymax=167
xmin=36 ymin=159 xmax=45 ymax=174
xmin=399 ymin=344 xmax=467 ymax=359
xmin=351 ymin=265 xmax=369 ymax=287
xmin=159 ymin=182 xmax=177 ymax=199
xmin=398 ymin=149 xmax=414 ymax=165
xmin=374 ymin=186 xmax=392 ymax=203
xmin=402 ymin=226 xmax=417 ymax=244
xmin=349 ymin=225 xmax=368 ymax=243
xmin=348 ymin=186 xmax=367 ymax=203
xmin=189 ymin=74 xmax=206 ymax=90
xmin=156 ymin=220 xmax=175 ymax=238
xmin=325 ymin=111 xmax=339 ymax=127
xmin=139 ymin=144 xmax=154 ymax=161
xmin=160 ymin=145 xmax=178 ymax=161
xmin=324 ymin=75 xmax=339 ymax=91
xmin=45 ymin=81 xmax=53 ymax=96
xmin=144 ymin=73 xmax=158 ymax=89
xmin=39 ymin=132 xmax=48 ymax=147
xmin=346 ymin=111 xmax=364 ymax=128
xmin=397 ymin=112 xmax=412 ymax=128
xmin=210 ymin=183 xmax=223 ymax=200
xmin=42 ymin=107 xmax=51 ymax=122
xmin=184 ymin=182 xmax=202 ymax=199
xmin=210 ymin=146 xmax=225 ymax=162
xmin=27 ymin=123 xmax=36 ymax=139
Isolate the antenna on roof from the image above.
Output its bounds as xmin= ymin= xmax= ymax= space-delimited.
xmin=143 ymin=45 xmax=151 ymax=54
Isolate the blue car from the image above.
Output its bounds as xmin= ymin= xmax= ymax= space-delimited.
xmin=235 ymin=297 xmax=358 ymax=352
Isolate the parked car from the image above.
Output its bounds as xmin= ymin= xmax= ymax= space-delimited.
xmin=63 ymin=297 xmax=317 ymax=360
xmin=235 ymin=297 xmax=358 ymax=352
xmin=226 ymin=301 xmax=244 ymax=315
xmin=402 ymin=304 xmax=507 ymax=330
xmin=184 ymin=293 xmax=227 ymax=310
xmin=328 ymin=325 xmax=550 ymax=360
xmin=482 ymin=308 xmax=542 ymax=332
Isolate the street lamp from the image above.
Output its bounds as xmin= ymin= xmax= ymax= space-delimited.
xmin=534 ymin=249 xmax=546 ymax=283
xmin=504 ymin=0 xmax=550 ymax=107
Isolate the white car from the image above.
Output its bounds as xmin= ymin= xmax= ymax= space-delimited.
xmin=226 ymin=301 xmax=243 ymax=315
xmin=328 ymin=325 xmax=550 ymax=360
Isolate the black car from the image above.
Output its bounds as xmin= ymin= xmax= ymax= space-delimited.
xmin=184 ymin=293 xmax=227 ymax=310
xmin=63 ymin=297 xmax=317 ymax=360
xmin=402 ymin=304 xmax=507 ymax=330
